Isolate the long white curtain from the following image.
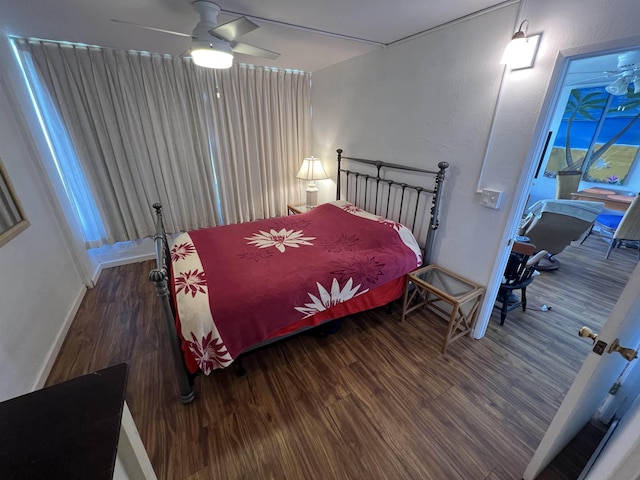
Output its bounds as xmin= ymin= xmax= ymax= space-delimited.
xmin=195 ymin=65 xmax=311 ymax=224
xmin=14 ymin=38 xmax=311 ymax=244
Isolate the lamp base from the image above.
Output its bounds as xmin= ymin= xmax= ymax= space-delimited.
xmin=306 ymin=189 xmax=318 ymax=207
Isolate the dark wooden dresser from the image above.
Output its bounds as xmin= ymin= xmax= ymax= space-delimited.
xmin=0 ymin=363 xmax=128 ymax=480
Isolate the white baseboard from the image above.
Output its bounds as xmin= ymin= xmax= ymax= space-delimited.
xmin=91 ymin=262 xmax=102 ymax=287
xmin=99 ymin=252 xmax=156 ymax=270
xmin=89 ymin=238 xmax=156 ymax=271
xmin=31 ymin=284 xmax=87 ymax=391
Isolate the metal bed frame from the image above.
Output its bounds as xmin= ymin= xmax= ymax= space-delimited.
xmin=149 ymin=149 xmax=449 ymax=403
xmin=336 ymin=149 xmax=448 ymax=265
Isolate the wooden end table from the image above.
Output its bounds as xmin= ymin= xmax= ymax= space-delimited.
xmin=287 ymin=203 xmax=315 ymax=215
xmin=401 ymin=264 xmax=485 ymax=353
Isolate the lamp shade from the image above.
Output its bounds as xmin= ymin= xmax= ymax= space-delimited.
xmin=500 ymin=20 xmax=540 ymax=70
xmin=296 ymin=157 xmax=328 ymax=181
xmin=500 ymin=34 xmax=540 ymax=69
xmin=191 ymin=39 xmax=233 ymax=69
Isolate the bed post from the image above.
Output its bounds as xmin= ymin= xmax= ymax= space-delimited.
xmin=336 ymin=148 xmax=343 ymax=200
xmin=423 ymin=161 xmax=449 ymax=265
xmin=149 ymin=203 xmax=196 ymax=404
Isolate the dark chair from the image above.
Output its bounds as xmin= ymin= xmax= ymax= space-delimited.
xmin=494 ymin=241 xmax=548 ymax=325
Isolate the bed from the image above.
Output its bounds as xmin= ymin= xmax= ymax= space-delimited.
xmin=149 ymin=149 xmax=449 ymax=403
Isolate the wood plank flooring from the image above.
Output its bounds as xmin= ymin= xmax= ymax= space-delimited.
xmin=46 ymin=235 xmax=638 ymax=480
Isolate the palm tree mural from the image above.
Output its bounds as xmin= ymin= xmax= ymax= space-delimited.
xmin=582 ymin=92 xmax=640 ymax=177
xmin=561 ymin=89 xmax=607 ymax=170
xmin=556 ymin=87 xmax=640 ymax=184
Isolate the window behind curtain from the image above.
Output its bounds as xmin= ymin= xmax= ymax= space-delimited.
xmin=11 ymin=38 xmax=311 ymax=249
xmin=11 ymin=39 xmax=107 ymax=247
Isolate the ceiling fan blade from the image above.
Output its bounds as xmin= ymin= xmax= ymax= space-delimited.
xmin=111 ymin=19 xmax=192 ymax=38
xmin=209 ymin=17 xmax=259 ymax=42
xmin=566 ymin=74 xmax=617 ymax=86
xmin=231 ymin=42 xmax=280 ymax=60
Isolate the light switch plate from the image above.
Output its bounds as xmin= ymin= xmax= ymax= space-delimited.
xmin=481 ymin=189 xmax=504 ymax=209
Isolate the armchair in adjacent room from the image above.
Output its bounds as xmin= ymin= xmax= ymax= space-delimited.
xmin=517 ymin=199 xmax=604 ymax=270
xmin=581 ymin=194 xmax=640 ymax=260
xmin=495 ymin=241 xmax=548 ymax=325
xmin=555 ymin=170 xmax=582 ymax=199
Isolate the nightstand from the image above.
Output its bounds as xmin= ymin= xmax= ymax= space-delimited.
xmin=287 ymin=203 xmax=315 ymax=215
xmin=401 ymin=264 xmax=485 ymax=353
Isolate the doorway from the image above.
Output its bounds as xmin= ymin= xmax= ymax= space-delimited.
xmin=497 ymin=44 xmax=640 ymax=478
xmin=508 ymin=47 xmax=640 ymax=330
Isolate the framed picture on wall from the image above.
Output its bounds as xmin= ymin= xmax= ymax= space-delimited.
xmin=0 ymin=158 xmax=30 ymax=247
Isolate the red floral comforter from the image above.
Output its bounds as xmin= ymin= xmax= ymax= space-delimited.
xmin=170 ymin=200 xmax=422 ymax=374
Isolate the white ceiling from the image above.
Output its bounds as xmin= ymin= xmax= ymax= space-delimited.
xmin=1 ymin=0 xmax=637 ymax=84
xmin=0 ymin=0 xmax=514 ymax=72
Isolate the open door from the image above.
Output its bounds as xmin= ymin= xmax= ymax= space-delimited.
xmin=523 ymin=262 xmax=640 ymax=479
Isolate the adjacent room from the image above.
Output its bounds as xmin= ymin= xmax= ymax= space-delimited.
xmin=1 ymin=0 xmax=640 ymax=479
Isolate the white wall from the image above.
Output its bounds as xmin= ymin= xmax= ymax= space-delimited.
xmin=0 ymin=36 xmax=85 ymax=401
xmin=312 ymin=3 xmax=520 ymax=301
xmin=312 ymin=0 xmax=640 ymax=337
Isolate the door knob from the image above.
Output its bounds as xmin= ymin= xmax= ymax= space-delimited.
xmin=609 ymin=339 xmax=639 ymax=362
xmin=578 ymin=326 xmax=598 ymax=344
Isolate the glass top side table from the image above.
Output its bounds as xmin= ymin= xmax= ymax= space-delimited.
xmin=401 ymin=264 xmax=485 ymax=353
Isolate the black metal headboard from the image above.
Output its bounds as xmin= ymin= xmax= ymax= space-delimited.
xmin=336 ymin=149 xmax=448 ymax=265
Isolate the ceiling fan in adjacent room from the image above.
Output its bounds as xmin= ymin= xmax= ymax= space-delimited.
xmin=570 ymin=51 xmax=640 ymax=95
xmin=603 ymin=51 xmax=640 ymax=95
xmin=112 ymin=0 xmax=280 ymax=69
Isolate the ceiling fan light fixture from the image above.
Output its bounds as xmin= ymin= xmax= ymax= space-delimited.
xmin=191 ymin=39 xmax=233 ymax=69
xmin=605 ymin=74 xmax=632 ymax=96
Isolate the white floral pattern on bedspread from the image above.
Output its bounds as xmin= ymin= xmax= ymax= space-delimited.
xmin=245 ymin=228 xmax=316 ymax=252
xmin=171 ymin=239 xmax=233 ymax=373
xmin=170 ymin=201 xmax=422 ymax=374
xmin=295 ymin=278 xmax=369 ymax=318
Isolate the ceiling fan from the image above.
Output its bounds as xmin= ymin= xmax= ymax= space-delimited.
xmin=603 ymin=52 xmax=640 ymax=95
xmin=569 ymin=51 xmax=640 ymax=95
xmin=112 ymin=0 xmax=280 ymax=69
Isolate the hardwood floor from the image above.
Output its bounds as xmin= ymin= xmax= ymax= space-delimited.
xmin=46 ymin=235 xmax=638 ymax=480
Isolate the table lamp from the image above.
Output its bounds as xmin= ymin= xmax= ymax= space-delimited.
xmin=296 ymin=156 xmax=328 ymax=206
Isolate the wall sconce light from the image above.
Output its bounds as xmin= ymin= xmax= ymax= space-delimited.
xmin=296 ymin=156 xmax=328 ymax=206
xmin=500 ymin=20 xmax=541 ymax=70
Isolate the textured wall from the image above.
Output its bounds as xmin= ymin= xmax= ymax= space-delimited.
xmin=312 ymin=4 xmax=518 ymax=286
xmin=0 ymin=36 xmax=84 ymax=401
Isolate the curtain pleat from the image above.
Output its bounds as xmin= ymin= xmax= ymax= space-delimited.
xmin=15 ymin=38 xmax=311 ymax=245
